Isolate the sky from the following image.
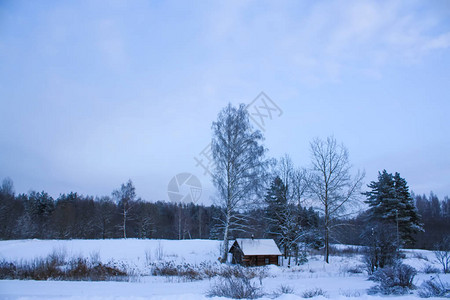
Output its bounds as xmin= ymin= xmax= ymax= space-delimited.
xmin=1 ymin=0 xmax=450 ymax=204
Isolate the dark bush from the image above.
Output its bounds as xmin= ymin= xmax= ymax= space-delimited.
xmin=277 ymin=284 xmax=294 ymax=294
xmin=368 ymin=263 xmax=417 ymax=295
xmin=91 ymin=263 xmax=127 ymax=279
xmin=179 ymin=264 xmax=202 ymax=281
xmin=67 ymin=258 xmax=90 ymax=279
xmin=434 ymin=237 xmax=450 ymax=274
xmin=302 ymin=288 xmax=327 ymax=298
xmin=0 ymin=260 xmax=17 ymax=279
xmin=0 ymin=255 xmax=127 ymax=281
xmin=207 ymin=275 xmax=263 ymax=299
xmin=151 ymin=261 xmax=178 ymax=276
xmin=20 ymin=257 xmax=64 ymax=280
xmin=418 ymin=276 xmax=450 ymax=298
xmin=344 ymin=265 xmax=364 ymax=274
xmin=151 ymin=262 xmax=202 ymax=280
xmin=423 ymin=264 xmax=441 ymax=274
xmin=329 ymin=245 xmax=361 ymax=256
xmin=362 ymin=223 xmax=399 ymax=274
xmin=220 ymin=265 xmax=248 ymax=279
xmin=218 ymin=265 xmax=268 ymax=281
xmin=200 ymin=262 xmax=220 ymax=278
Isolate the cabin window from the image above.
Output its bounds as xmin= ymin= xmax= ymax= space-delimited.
xmin=265 ymin=258 xmax=269 ymax=264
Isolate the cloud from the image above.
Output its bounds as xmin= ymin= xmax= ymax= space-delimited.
xmin=422 ymin=32 xmax=450 ymax=51
xmin=203 ymin=0 xmax=450 ymax=84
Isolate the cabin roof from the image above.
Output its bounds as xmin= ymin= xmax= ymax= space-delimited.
xmin=229 ymin=238 xmax=282 ymax=256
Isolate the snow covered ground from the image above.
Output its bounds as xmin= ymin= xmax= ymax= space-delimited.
xmin=0 ymin=239 xmax=448 ymax=300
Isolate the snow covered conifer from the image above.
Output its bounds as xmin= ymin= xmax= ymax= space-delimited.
xmin=265 ymin=176 xmax=287 ymax=238
xmin=364 ymin=170 xmax=423 ymax=246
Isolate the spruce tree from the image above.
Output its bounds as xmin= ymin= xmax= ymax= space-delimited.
xmin=265 ymin=176 xmax=302 ymax=259
xmin=364 ymin=170 xmax=423 ymax=246
xmin=265 ymin=176 xmax=287 ymax=238
xmin=393 ymin=172 xmax=423 ymax=244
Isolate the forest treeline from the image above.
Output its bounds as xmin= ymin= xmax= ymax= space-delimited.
xmin=0 ymin=177 xmax=448 ymax=250
xmin=0 ymin=177 xmax=319 ymax=242
xmin=334 ymin=191 xmax=450 ymax=250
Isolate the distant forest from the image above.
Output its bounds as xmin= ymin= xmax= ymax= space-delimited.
xmin=0 ymin=177 xmax=448 ymax=250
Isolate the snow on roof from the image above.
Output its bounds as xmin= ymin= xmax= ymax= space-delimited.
xmin=231 ymin=238 xmax=282 ymax=256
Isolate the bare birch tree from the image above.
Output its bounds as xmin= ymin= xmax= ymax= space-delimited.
xmin=308 ymin=136 xmax=364 ymax=263
xmin=277 ymin=155 xmax=309 ymax=206
xmin=112 ymin=179 xmax=136 ymax=239
xmin=211 ymin=103 xmax=269 ymax=263
xmin=277 ymin=155 xmax=295 ymax=203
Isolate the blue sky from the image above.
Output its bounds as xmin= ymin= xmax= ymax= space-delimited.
xmin=1 ymin=0 xmax=449 ymax=203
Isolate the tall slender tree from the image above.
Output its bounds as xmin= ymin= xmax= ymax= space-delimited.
xmin=112 ymin=180 xmax=136 ymax=239
xmin=308 ymin=136 xmax=364 ymax=263
xmin=211 ymin=103 xmax=269 ymax=263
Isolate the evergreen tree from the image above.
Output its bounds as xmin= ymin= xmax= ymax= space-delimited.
xmin=393 ymin=173 xmax=423 ymax=244
xmin=265 ymin=176 xmax=287 ymax=239
xmin=264 ymin=176 xmax=321 ymax=263
xmin=264 ymin=177 xmax=302 ymax=258
xmin=364 ymin=170 xmax=423 ymax=246
xmin=24 ymin=191 xmax=55 ymax=238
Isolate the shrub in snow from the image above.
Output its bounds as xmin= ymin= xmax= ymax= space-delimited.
xmin=0 ymin=255 xmax=127 ymax=281
xmin=301 ymin=288 xmax=327 ymax=298
xmin=368 ymin=263 xmax=417 ymax=295
xmin=199 ymin=261 xmax=220 ymax=278
xmin=155 ymin=241 xmax=165 ymax=260
xmin=423 ymin=264 xmax=441 ymax=274
xmin=362 ymin=223 xmax=399 ymax=274
xmin=219 ymin=265 xmax=268 ymax=281
xmin=184 ymin=266 xmax=203 ymax=281
xmin=342 ymin=265 xmax=364 ymax=275
xmin=329 ymin=245 xmax=361 ymax=256
xmin=418 ymin=275 xmax=450 ymax=298
xmin=144 ymin=248 xmax=152 ymax=266
xmin=151 ymin=261 xmax=202 ymax=280
xmin=206 ymin=265 xmax=269 ymax=299
xmin=66 ymin=257 xmax=127 ymax=280
xmin=89 ymin=251 xmax=101 ymax=265
xmin=207 ymin=273 xmax=263 ymax=299
xmin=151 ymin=261 xmax=178 ymax=276
xmin=278 ymin=284 xmax=294 ymax=294
xmin=220 ymin=265 xmax=247 ymax=279
xmin=48 ymin=247 xmax=67 ymax=266
xmin=271 ymin=284 xmax=295 ymax=298
xmin=434 ymin=237 xmax=450 ymax=274
xmin=413 ymin=252 xmax=429 ymax=261
xmin=0 ymin=260 xmax=16 ymax=278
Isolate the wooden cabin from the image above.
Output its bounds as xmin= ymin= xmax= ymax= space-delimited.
xmin=229 ymin=238 xmax=282 ymax=266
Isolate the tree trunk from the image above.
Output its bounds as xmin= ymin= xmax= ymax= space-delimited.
xmin=123 ymin=207 xmax=127 ymax=239
xmin=198 ymin=207 xmax=202 ymax=239
xmin=178 ymin=205 xmax=182 ymax=240
xmin=222 ymin=226 xmax=229 ymax=263
xmin=325 ymin=226 xmax=329 ymax=263
xmin=221 ymin=212 xmax=231 ymax=263
xmin=325 ymin=203 xmax=329 ymax=263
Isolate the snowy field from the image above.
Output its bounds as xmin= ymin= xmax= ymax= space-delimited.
xmin=0 ymin=239 xmax=448 ymax=300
